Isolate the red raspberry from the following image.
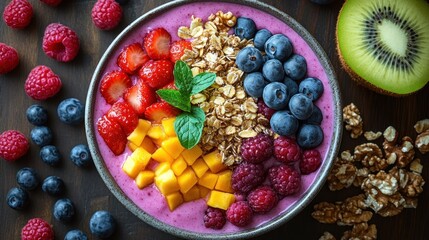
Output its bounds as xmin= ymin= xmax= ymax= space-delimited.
xmin=2 ymin=0 xmax=33 ymax=29
xmin=24 ymin=65 xmax=62 ymax=100
xmin=231 ymin=162 xmax=265 ymax=194
xmin=226 ymin=201 xmax=253 ymax=227
xmin=247 ymin=186 xmax=278 ymax=213
xmin=203 ymin=207 xmax=226 ymax=229
xmin=268 ymin=164 xmax=301 ymax=196
xmin=21 ymin=218 xmax=54 ymax=240
xmin=300 ymin=149 xmax=322 ymax=174
xmin=42 ymin=23 xmax=80 ymax=62
xmin=0 ymin=43 xmax=19 ymax=74
xmin=257 ymin=98 xmax=275 ymax=121
xmin=91 ymin=0 xmax=123 ymax=30
xmin=0 ymin=130 xmax=29 ymax=161
xmin=274 ymin=136 xmax=301 ymax=164
xmin=240 ymin=133 xmax=273 ymax=163
xmin=40 ymin=0 xmax=62 ymax=7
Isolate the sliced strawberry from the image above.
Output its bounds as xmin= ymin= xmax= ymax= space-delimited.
xmin=143 ymin=28 xmax=171 ymax=60
xmin=100 ymin=70 xmax=132 ymax=104
xmin=162 ymin=82 xmax=177 ymax=90
xmin=97 ymin=115 xmax=127 ymax=155
xmin=139 ymin=59 xmax=174 ymax=89
xmin=106 ymin=102 xmax=138 ymax=135
xmin=169 ymin=39 xmax=192 ymax=63
xmin=144 ymin=102 xmax=181 ymax=123
xmin=123 ymin=81 xmax=157 ymax=117
xmin=117 ymin=42 xmax=150 ymax=74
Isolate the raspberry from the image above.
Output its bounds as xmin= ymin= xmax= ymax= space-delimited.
xmin=42 ymin=23 xmax=80 ymax=62
xmin=24 ymin=65 xmax=62 ymax=100
xmin=257 ymin=98 xmax=275 ymax=121
xmin=203 ymin=207 xmax=226 ymax=229
xmin=300 ymin=149 xmax=322 ymax=174
xmin=2 ymin=0 xmax=33 ymax=29
xmin=40 ymin=0 xmax=62 ymax=6
xmin=226 ymin=201 xmax=253 ymax=227
xmin=240 ymin=133 xmax=273 ymax=163
xmin=231 ymin=162 xmax=265 ymax=193
xmin=274 ymin=136 xmax=302 ymax=164
xmin=0 ymin=130 xmax=29 ymax=161
xmin=268 ymin=164 xmax=301 ymax=196
xmin=247 ymin=186 xmax=278 ymax=213
xmin=21 ymin=218 xmax=54 ymax=240
xmin=0 ymin=43 xmax=19 ymax=74
xmin=91 ymin=0 xmax=123 ymax=30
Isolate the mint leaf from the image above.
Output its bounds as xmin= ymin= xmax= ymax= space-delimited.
xmin=191 ymin=72 xmax=216 ymax=94
xmin=156 ymin=89 xmax=190 ymax=112
xmin=173 ymin=60 xmax=193 ymax=94
xmin=174 ymin=106 xmax=206 ymax=149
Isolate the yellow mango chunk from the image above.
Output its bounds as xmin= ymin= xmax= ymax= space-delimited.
xmin=183 ymin=185 xmax=200 ymax=202
xmin=127 ymin=141 xmax=139 ymax=152
xmin=154 ymin=162 xmax=171 ymax=176
xmin=177 ymin=168 xmax=198 ymax=194
xmin=215 ymin=170 xmax=233 ymax=193
xmin=127 ymin=119 xmax=151 ymax=146
xmin=161 ymin=137 xmax=185 ymax=159
xmin=198 ymin=186 xmax=210 ymax=198
xmin=191 ymin=158 xmax=209 ymax=178
xmin=202 ymin=150 xmax=227 ymax=173
xmin=130 ymin=147 xmax=152 ymax=165
xmin=181 ymin=145 xmax=203 ymax=165
xmin=165 ymin=191 xmax=183 ymax=211
xmin=155 ymin=169 xmax=180 ymax=195
xmin=122 ymin=155 xmax=147 ymax=179
xmin=198 ymin=172 xmax=219 ymax=190
xmin=171 ymin=156 xmax=187 ymax=176
xmin=207 ymin=190 xmax=235 ymax=210
xmin=151 ymin=147 xmax=174 ymax=163
xmin=140 ymin=137 xmax=156 ymax=154
xmin=162 ymin=118 xmax=176 ymax=137
xmin=147 ymin=125 xmax=165 ymax=140
xmin=135 ymin=170 xmax=155 ymax=189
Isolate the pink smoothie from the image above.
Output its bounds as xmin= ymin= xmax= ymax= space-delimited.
xmin=92 ymin=1 xmax=335 ymax=235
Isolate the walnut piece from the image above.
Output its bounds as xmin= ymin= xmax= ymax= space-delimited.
xmin=337 ymin=194 xmax=373 ymax=226
xmin=414 ymin=119 xmax=429 ymax=133
xmin=415 ymin=130 xmax=429 ymax=154
xmin=312 ymin=202 xmax=340 ymax=224
xmin=319 ymin=232 xmax=336 ymax=240
xmin=343 ymin=103 xmax=363 ymax=139
xmin=364 ymin=131 xmax=382 ymax=141
xmin=341 ymin=223 xmax=377 ymax=240
xmin=327 ymin=157 xmax=357 ymax=191
xmin=354 ymin=143 xmax=388 ymax=172
xmin=410 ymin=158 xmax=423 ymax=174
xmin=383 ymin=136 xmax=415 ymax=168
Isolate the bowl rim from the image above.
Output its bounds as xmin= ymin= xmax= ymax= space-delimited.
xmin=85 ymin=0 xmax=343 ymax=239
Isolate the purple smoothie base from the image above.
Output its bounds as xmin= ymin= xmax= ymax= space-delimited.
xmin=92 ymin=2 xmax=335 ymax=234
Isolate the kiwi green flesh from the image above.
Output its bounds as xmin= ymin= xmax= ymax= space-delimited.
xmin=337 ymin=0 xmax=429 ymax=95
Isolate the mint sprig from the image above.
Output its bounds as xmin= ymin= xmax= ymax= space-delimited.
xmin=156 ymin=60 xmax=216 ymax=149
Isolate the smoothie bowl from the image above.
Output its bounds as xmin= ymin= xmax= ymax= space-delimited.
xmin=85 ymin=0 xmax=342 ymax=239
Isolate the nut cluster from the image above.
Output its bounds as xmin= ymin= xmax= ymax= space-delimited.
xmin=343 ymin=103 xmax=363 ymax=139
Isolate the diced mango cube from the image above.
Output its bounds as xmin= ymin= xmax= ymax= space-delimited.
xmin=135 ymin=170 xmax=155 ymax=189
xmin=155 ymin=169 xmax=180 ymax=195
xmin=171 ymin=156 xmax=187 ymax=176
xmin=122 ymin=155 xmax=146 ymax=179
xmin=191 ymin=158 xmax=209 ymax=178
xmin=177 ymin=168 xmax=198 ymax=194
xmin=127 ymin=141 xmax=139 ymax=152
xmin=215 ymin=170 xmax=233 ymax=193
xmin=127 ymin=119 xmax=151 ymax=146
xmin=198 ymin=186 xmax=210 ymax=198
xmin=147 ymin=125 xmax=165 ymax=140
xmin=198 ymin=171 xmax=218 ymax=190
xmin=183 ymin=185 xmax=200 ymax=202
xmin=130 ymin=147 xmax=152 ymax=166
xmin=181 ymin=145 xmax=203 ymax=165
xmin=151 ymin=147 xmax=174 ymax=163
xmin=140 ymin=137 xmax=156 ymax=154
xmin=207 ymin=190 xmax=235 ymax=210
xmin=154 ymin=162 xmax=171 ymax=176
xmin=162 ymin=118 xmax=176 ymax=137
xmin=165 ymin=191 xmax=183 ymax=211
xmin=202 ymin=150 xmax=227 ymax=173
xmin=161 ymin=137 xmax=185 ymax=159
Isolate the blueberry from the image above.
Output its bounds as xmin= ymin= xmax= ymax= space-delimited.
xmin=254 ymin=28 xmax=272 ymax=50
xmin=235 ymin=47 xmax=264 ymax=73
xmin=40 ymin=145 xmax=61 ymax=166
xmin=70 ymin=144 xmax=92 ymax=167
xmin=297 ymin=124 xmax=324 ymax=149
xmin=262 ymin=82 xmax=290 ymax=110
xmin=57 ymin=98 xmax=84 ymax=125
xmin=270 ymin=111 xmax=299 ymax=137
xmin=26 ymin=104 xmax=48 ymax=126
xmin=264 ymin=34 xmax=293 ymax=61
xmin=299 ymin=77 xmax=324 ymax=101
xmin=89 ymin=211 xmax=116 ymax=239
xmin=243 ymin=72 xmax=269 ymax=98
xmin=262 ymin=59 xmax=285 ymax=82
xmin=65 ymin=229 xmax=88 ymax=240
xmin=53 ymin=198 xmax=75 ymax=222
xmin=16 ymin=167 xmax=40 ymax=190
xmin=304 ymin=105 xmax=323 ymax=125
xmin=42 ymin=176 xmax=65 ymax=196
xmin=283 ymin=77 xmax=298 ymax=96
xmin=283 ymin=54 xmax=307 ymax=80
xmin=289 ymin=93 xmax=314 ymax=120
xmin=6 ymin=187 xmax=29 ymax=210
xmin=30 ymin=126 xmax=53 ymax=147
xmin=310 ymin=0 xmax=337 ymax=5
xmin=234 ymin=17 xmax=257 ymax=40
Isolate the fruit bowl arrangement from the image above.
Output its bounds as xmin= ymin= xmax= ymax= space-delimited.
xmin=85 ymin=0 xmax=342 ymax=239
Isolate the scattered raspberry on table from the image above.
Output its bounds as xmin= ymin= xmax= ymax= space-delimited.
xmin=91 ymin=0 xmax=123 ymax=30
xmin=21 ymin=218 xmax=54 ymax=240
xmin=0 ymin=130 xmax=29 ymax=161
xmin=0 ymin=43 xmax=19 ymax=74
xmin=42 ymin=23 xmax=80 ymax=62
xmin=2 ymin=0 xmax=33 ymax=29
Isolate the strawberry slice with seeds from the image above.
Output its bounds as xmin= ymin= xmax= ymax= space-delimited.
xmin=100 ymin=70 xmax=132 ymax=104
xmin=106 ymin=102 xmax=138 ymax=135
xmin=123 ymin=81 xmax=157 ymax=117
xmin=97 ymin=115 xmax=127 ymax=155
xmin=169 ymin=40 xmax=192 ymax=63
xmin=144 ymin=102 xmax=181 ymax=123
xmin=143 ymin=28 xmax=171 ymax=60
xmin=117 ymin=42 xmax=150 ymax=74
xmin=139 ymin=59 xmax=174 ymax=89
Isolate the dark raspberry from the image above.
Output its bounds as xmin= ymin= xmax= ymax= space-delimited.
xmin=203 ymin=207 xmax=226 ymax=229
xmin=21 ymin=218 xmax=54 ymax=240
xmin=0 ymin=43 xmax=19 ymax=74
xmin=40 ymin=0 xmax=62 ymax=6
xmin=42 ymin=23 xmax=80 ymax=62
xmin=24 ymin=65 xmax=62 ymax=100
xmin=274 ymin=136 xmax=301 ymax=164
xmin=257 ymin=98 xmax=276 ymax=121
xmin=2 ymin=0 xmax=33 ymax=29
xmin=247 ymin=185 xmax=278 ymax=213
xmin=226 ymin=201 xmax=253 ymax=227
xmin=268 ymin=164 xmax=301 ymax=196
xmin=300 ymin=149 xmax=322 ymax=174
xmin=0 ymin=130 xmax=29 ymax=161
xmin=91 ymin=0 xmax=123 ymax=30
xmin=240 ymin=133 xmax=273 ymax=163
xmin=231 ymin=162 xmax=265 ymax=193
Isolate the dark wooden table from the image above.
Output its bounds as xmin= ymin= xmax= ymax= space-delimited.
xmin=1 ymin=0 xmax=428 ymax=239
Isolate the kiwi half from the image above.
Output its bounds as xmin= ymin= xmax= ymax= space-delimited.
xmin=336 ymin=0 xmax=429 ymax=96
